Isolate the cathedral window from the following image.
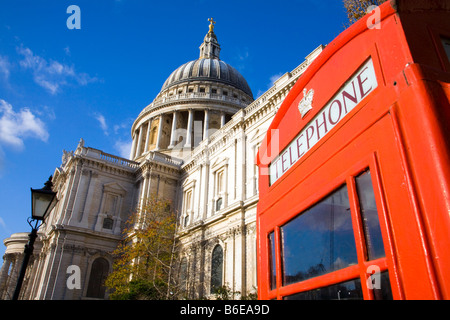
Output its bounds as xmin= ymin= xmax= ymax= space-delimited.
xmin=215 ymin=170 xmax=224 ymax=212
xmin=210 ymin=245 xmax=223 ymax=294
xmin=185 ymin=190 xmax=192 ymax=211
xmin=183 ymin=189 xmax=193 ymax=227
xmin=102 ymin=217 xmax=114 ymax=230
xmin=179 ymin=257 xmax=188 ymax=292
xmin=104 ymin=194 xmax=118 ymax=216
xmin=211 ymin=158 xmax=228 ymax=216
xmin=217 ymin=171 xmax=224 ymax=191
xmin=86 ymin=257 xmax=110 ymax=299
xmin=215 ymin=198 xmax=223 ymax=211
xmin=95 ymin=183 xmax=126 ymax=234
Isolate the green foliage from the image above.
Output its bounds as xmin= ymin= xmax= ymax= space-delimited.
xmin=210 ymin=285 xmax=258 ymax=301
xmin=109 ymin=279 xmax=166 ymax=300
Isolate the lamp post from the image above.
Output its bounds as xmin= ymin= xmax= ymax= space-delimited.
xmin=12 ymin=176 xmax=57 ymax=300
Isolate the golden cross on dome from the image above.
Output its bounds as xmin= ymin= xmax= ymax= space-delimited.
xmin=208 ymin=18 xmax=216 ymax=33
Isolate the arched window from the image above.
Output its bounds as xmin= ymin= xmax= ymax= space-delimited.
xmin=86 ymin=257 xmax=110 ymax=299
xmin=216 ymin=198 xmax=223 ymax=211
xmin=183 ymin=190 xmax=192 ymax=227
xmin=179 ymin=257 xmax=188 ymax=292
xmin=210 ymin=245 xmax=223 ymax=294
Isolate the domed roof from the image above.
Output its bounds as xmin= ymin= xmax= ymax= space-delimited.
xmin=159 ymin=19 xmax=253 ymax=99
xmin=161 ymin=58 xmax=253 ymax=98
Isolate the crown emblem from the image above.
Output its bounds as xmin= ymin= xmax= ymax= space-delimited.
xmin=298 ymin=88 xmax=314 ymax=118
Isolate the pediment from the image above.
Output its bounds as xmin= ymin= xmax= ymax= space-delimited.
xmin=210 ymin=156 xmax=228 ymax=171
xmin=182 ymin=178 xmax=196 ymax=188
xmin=249 ymin=129 xmax=260 ymax=142
xmin=103 ymin=182 xmax=128 ymax=195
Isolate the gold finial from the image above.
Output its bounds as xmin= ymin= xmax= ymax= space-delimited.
xmin=208 ymin=18 xmax=216 ymax=33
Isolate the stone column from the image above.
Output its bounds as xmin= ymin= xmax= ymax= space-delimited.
xmin=221 ymin=112 xmax=226 ymax=127
xmin=204 ymin=109 xmax=210 ymax=139
xmin=135 ymin=125 xmax=143 ymax=158
xmin=155 ymin=115 xmax=164 ymax=151
xmin=129 ymin=130 xmax=138 ymax=159
xmin=185 ymin=109 xmax=194 ymax=148
xmin=139 ymin=173 xmax=151 ymax=211
xmin=144 ymin=119 xmax=152 ymax=153
xmin=202 ymin=161 xmax=210 ymax=220
xmin=224 ymin=162 xmax=229 ymax=207
xmin=0 ymin=254 xmax=12 ymax=299
xmin=168 ymin=111 xmax=178 ymax=149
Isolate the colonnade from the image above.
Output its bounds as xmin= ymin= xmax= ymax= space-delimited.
xmin=130 ymin=109 xmax=230 ymax=159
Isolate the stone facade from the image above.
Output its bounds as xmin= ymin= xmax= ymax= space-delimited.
xmin=0 ymin=21 xmax=323 ymax=299
xmin=175 ymin=46 xmax=323 ymax=298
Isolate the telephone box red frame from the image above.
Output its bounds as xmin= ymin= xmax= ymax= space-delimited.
xmin=256 ymin=0 xmax=450 ymax=300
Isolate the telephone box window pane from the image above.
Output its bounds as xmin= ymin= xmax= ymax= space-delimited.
xmin=283 ymin=278 xmax=363 ymax=300
xmin=281 ymin=185 xmax=357 ymax=286
xmin=355 ymin=171 xmax=385 ymax=260
xmin=442 ymin=37 xmax=450 ymax=63
xmin=372 ymin=271 xmax=393 ymax=300
xmin=269 ymin=232 xmax=277 ymax=290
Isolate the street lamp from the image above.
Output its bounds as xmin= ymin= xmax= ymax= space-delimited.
xmin=31 ymin=177 xmax=58 ymax=221
xmin=12 ymin=176 xmax=57 ymax=300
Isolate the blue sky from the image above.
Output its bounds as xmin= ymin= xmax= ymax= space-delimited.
xmin=0 ymin=0 xmax=348 ymax=256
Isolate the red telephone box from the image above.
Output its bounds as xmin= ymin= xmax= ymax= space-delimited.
xmin=256 ymin=0 xmax=450 ymax=300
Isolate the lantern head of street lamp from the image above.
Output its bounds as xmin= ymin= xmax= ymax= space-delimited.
xmin=31 ymin=176 xmax=57 ymax=222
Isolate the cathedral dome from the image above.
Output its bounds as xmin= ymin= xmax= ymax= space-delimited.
xmin=130 ymin=19 xmax=255 ymax=160
xmin=161 ymin=58 xmax=253 ymax=98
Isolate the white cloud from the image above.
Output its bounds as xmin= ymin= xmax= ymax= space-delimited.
xmin=255 ymin=72 xmax=285 ymax=98
xmin=269 ymin=73 xmax=284 ymax=87
xmin=94 ymin=113 xmax=108 ymax=135
xmin=0 ymin=99 xmax=49 ymax=149
xmin=114 ymin=139 xmax=132 ymax=159
xmin=113 ymin=118 xmax=134 ymax=135
xmin=64 ymin=46 xmax=71 ymax=56
xmin=0 ymin=55 xmax=11 ymax=80
xmin=0 ymin=217 xmax=10 ymax=233
xmin=237 ymin=48 xmax=249 ymax=61
xmin=17 ymin=46 xmax=97 ymax=94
